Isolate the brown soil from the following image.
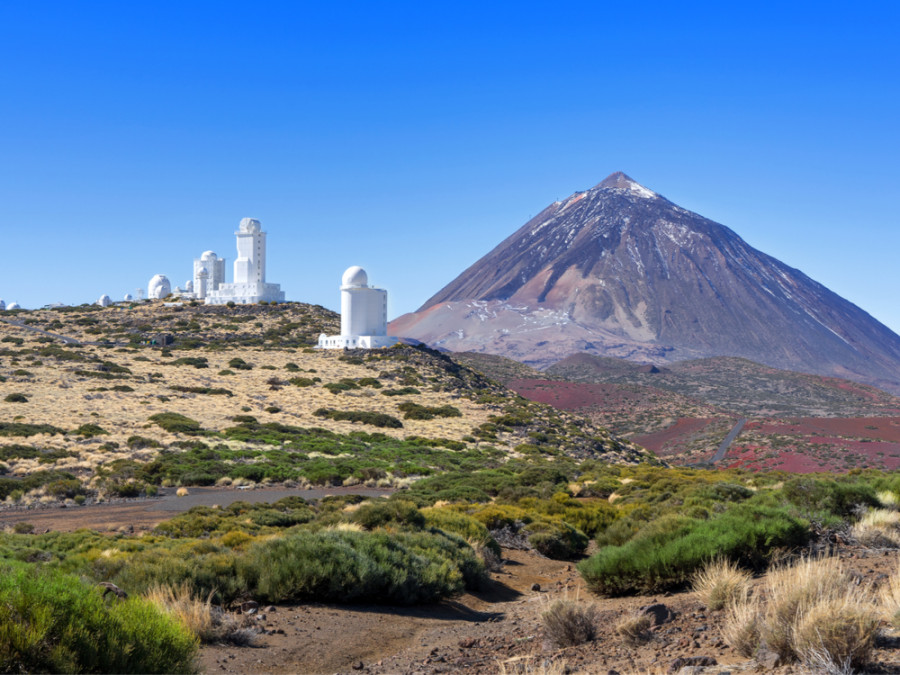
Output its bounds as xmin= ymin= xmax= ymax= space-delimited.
xmin=198 ymin=546 xmax=900 ymax=675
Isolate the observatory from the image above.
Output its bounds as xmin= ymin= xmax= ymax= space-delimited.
xmin=317 ymin=266 xmax=398 ymax=349
xmin=97 ymin=294 xmax=111 ymax=307
xmin=0 ymin=300 xmax=5 ymax=310
xmin=205 ymin=218 xmax=285 ymax=305
xmin=148 ymin=274 xmax=172 ymax=300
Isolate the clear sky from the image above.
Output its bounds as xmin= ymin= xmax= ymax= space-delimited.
xmin=1 ymin=2 xmax=898 ymax=333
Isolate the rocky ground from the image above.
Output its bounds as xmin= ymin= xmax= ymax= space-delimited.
xmin=198 ymin=546 xmax=900 ymax=675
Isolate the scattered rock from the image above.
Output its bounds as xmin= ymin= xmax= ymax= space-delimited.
xmin=351 ymin=661 xmax=364 ymax=671
xmin=667 ymin=656 xmax=717 ymax=673
xmin=639 ymin=603 xmax=676 ymax=626
xmin=755 ymin=646 xmax=783 ymax=669
xmin=531 ymin=583 xmax=541 ymax=591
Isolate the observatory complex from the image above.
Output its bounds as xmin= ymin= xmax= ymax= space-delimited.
xmin=205 ymin=218 xmax=285 ymax=305
xmin=318 ymin=266 xmax=398 ymax=349
xmin=145 ymin=218 xmax=284 ymax=305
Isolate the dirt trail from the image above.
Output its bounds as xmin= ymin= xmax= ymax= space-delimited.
xmin=0 ymin=486 xmax=393 ymax=534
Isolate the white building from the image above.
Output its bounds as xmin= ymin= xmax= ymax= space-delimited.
xmin=6 ymin=301 xmax=21 ymax=310
xmin=191 ymin=251 xmax=225 ymax=300
xmin=124 ymin=293 xmax=133 ymax=302
xmin=148 ymin=274 xmax=172 ymax=300
xmin=97 ymin=294 xmax=111 ymax=307
xmin=318 ymin=266 xmax=398 ymax=349
xmin=206 ymin=218 xmax=285 ymax=305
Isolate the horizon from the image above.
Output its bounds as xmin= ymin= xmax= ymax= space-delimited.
xmin=1 ymin=2 xmax=898 ymax=334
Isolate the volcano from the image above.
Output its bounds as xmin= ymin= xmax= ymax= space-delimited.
xmin=391 ymin=172 xmax=900 ymax=394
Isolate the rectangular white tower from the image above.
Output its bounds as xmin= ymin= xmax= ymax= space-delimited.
xmin=235 ymin=224 xmax=265 ymax=284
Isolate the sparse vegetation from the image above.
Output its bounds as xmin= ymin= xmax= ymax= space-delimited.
xmin=541 ymin=599 xmax=597 ymax=647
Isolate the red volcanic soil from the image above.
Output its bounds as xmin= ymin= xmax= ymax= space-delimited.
xmin=721 ymin=417 xmax=900 ymax=473
xmin=631 ymin=418 xmax=719 ymax=457
xmin=506 ymin=379 xmax=628 ymax=410
xmin=749 ymin=417 xmax=900 ymax=441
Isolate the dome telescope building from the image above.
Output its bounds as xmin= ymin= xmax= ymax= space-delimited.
xmin=318 ymin=266 xmax=398 ymax=349
xmin=148 ymin=274 xmax=172 ymax=300
xmin=97 ymin=294 xmax=111 ymax=307
xmin=206 ymin=218 xmax=285 ymax=305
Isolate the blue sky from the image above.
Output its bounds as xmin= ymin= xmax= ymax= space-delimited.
xmin=1 ymin=2 xmax=898 ymax=333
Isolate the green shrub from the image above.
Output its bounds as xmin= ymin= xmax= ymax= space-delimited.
xmin=0 ymin=562 xmax=198 ymax=673
xmin=4 ymin=393 xmax=28 ymax=403
xmin=169 ymin=385 xmax=233 ymax=397
xmin=75 ymin=423 xmax=108 ymax=437
xmin=0 ymin=422 xmax=64 ymax=437
xmin=578 ymin=505 xmax=808 ymax=596
xmin=243 ymin=529 xmax=483 ymax=604
xmin=228 ymin=358 xmax=253 ymax=370
xmin=148 ymin=413 xmax=203 ymax=435
xmin=127 ymin=435 xmax=162 ymax=450
xmin=351 ymin=500 xmax=425 ymax=530
xmin=313 ymin=408 xmax=403 ymax=429
xmin=289 ymin=377 xmax=319 ymax=387
xmin=397 ymin=401 xmax=462 ymax=420
xmin=382 ymin=387 xmax=421 ymax=397
xmin=171 ymin=357 xmax=208 ymax=369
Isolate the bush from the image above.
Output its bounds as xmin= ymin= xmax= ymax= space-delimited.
xmin=0 ymin=562 xmax=198 ymax=673
xmin=76 ymin=423 xmax=109 ymax=437
xmin=4 ymin=393 xmax=28 ymax=403
xmin=351 ymin=500 xmax=425 ymax=530
xmin=148 ymin=413 xmax=203 ymax=435
xmin=397 ymin=401 xmax=462 ymax=420
xmin=541 ymin=599 xmax=597 ymax=647
xmin=313 ymin=408 xmax=403 ymax=429
xmin=578 ymin=505 xmax=808 ymax=595
xmin=615 ymin=613 xmax=652 ymax=646
xmin=242 ymin=529 xmax=483 ymax=604
xmin=227 ymin=358 xmax=253 ymax=370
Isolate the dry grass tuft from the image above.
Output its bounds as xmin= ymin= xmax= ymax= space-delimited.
xmin=692 ymin=557 xmax=752 ymax=610
xmin=876 ymin=490 xmax=899 ymax=510
xmin=145 ymin=583 xmax=257 ymax=646
xmin=721 ymin=555 xmax=879 ymax=671
xmin=497 ymin=655 xmax=569 ymax=675
xmin=852 ymin=508 xmax=900 ymax=547
xmin=878 ymin=560 xmax=900 ymax=627
xmin=541 ymin=599 xmax=597 ymax=648
xmin=790 ymin=593 xmax=878 ymax=673
xmin=615 ymin=612 xmax=652 ymax=645
xmin=175 ymin=487 xmax=190 ymax=497
xmin=722 ymin=595 xmax=760 ymax=658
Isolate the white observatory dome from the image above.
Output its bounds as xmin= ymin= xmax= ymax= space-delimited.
xmin=124 ymin=293 xmax=133 ymax=301
xmin=6 ymin=301 xmax=21 ymax=310
xmin=197 ymin=267 xmax=209 ymax=277
xmin=148 ymin=274 xmax=172 ymax=300
xmin=185 ymin=280 xmax=194 ymax=292
xmin=342 ymin=266 xmax=368 ymax=288
xmin=239 ymin=218 xmax=262 ymax=234
xmin=200 ymin=250 xmax=217 ymax=261
xmin=97 ymin=294 xmax=111 ymax=307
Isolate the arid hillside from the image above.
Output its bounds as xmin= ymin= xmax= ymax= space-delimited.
xmin=0 ymin=302 xmax=650 ymax=507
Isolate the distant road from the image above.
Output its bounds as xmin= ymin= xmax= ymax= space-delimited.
xmin=712 ymin=418 xmax=747 ymax=463
xmin=1 ymin=318 xmax=81 ymax=345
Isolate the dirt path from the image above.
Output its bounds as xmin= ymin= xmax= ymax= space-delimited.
xmin=0 ymin=486 xmax=394 ymax=533
xmin=711 ymin=418 xmax=746 ymax=463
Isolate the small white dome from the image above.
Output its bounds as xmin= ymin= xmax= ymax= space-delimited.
xmin=6 ymin=301 xmax=21 ymax=310
xmin=124 ymin=293 xmax=133 ymax=301
xmin=239 ymin=218 xmax=262 ymax=234
xmin=197 ymin=267 xmax=210 ymax=277
xmin=148 ymin=274 xmax=172 ymax=300
xmin=185 ymin=280 xmax=194 ymax=292
xmin=97 ymin=294 xmax=111 ymax=307
xmin=342 ymin=266 xmax=368 ymax=287
xmin=200 ymin=250 xmax=217 ymax=261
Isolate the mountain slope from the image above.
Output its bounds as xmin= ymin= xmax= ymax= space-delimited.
xmin=392 ymin=172 xmax=900 ymax=393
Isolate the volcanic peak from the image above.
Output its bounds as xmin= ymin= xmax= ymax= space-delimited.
xmin=593 ymin=171 xmax=658 ymax=199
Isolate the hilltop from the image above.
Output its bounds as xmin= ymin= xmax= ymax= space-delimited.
xmin=0 ymin=302 xmax=650 ymax=507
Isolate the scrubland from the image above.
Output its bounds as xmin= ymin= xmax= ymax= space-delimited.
xmin=3 ymin=302 xmax=900 ymax=673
